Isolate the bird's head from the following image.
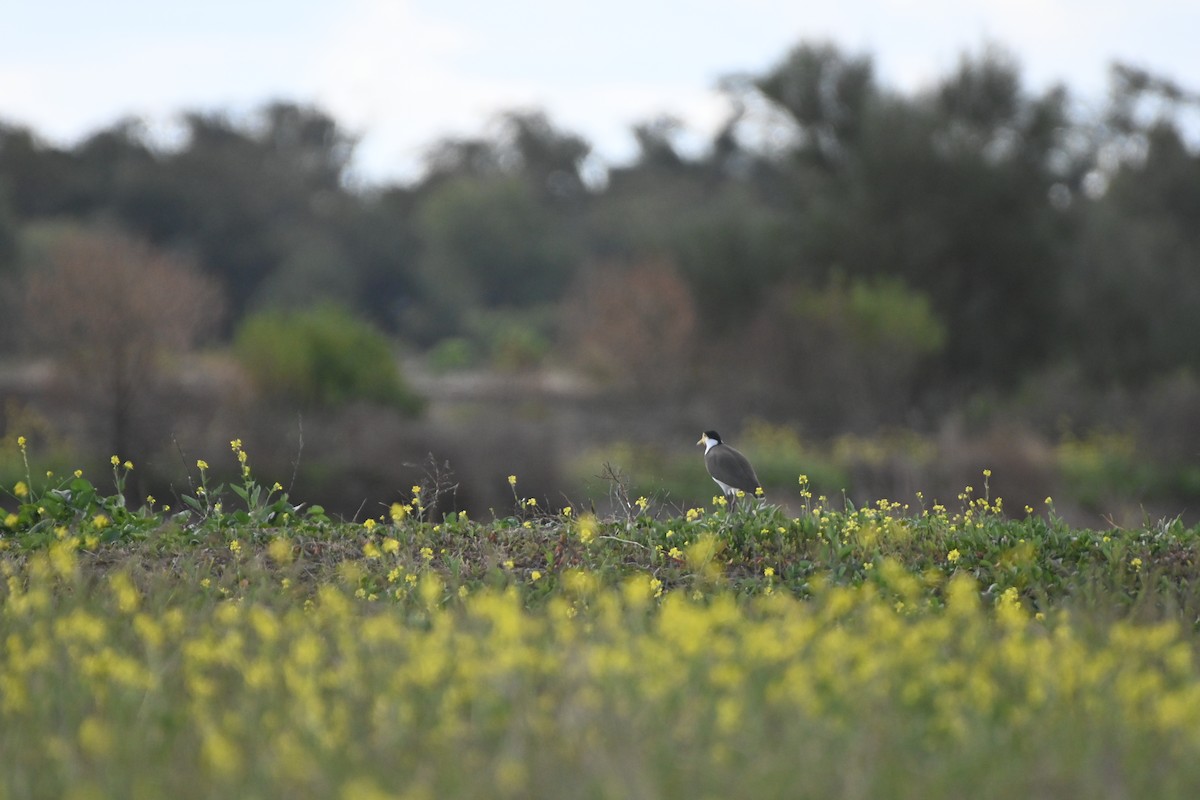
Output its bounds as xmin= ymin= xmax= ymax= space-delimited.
xmin=697 ymin=430 xmax=722 ymax=447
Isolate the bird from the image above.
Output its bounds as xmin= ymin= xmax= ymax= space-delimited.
xmin=697 ymin=430 xmax=762 ymax=507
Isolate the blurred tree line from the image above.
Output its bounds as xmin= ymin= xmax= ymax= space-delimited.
xmin=2 ymin=42 xmax=1200 ymax=438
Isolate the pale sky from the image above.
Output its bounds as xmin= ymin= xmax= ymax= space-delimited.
xmin=2 ymin=0 xmax=1194 ymax=184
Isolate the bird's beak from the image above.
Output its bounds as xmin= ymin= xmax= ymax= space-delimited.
xmin=696 ymin=434 xmax=707 ymax=446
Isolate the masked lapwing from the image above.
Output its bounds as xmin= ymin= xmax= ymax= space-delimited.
xmin=698 ymin=430 xmax=762 ymax=507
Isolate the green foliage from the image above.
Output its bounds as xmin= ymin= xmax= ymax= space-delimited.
xmin=4 ymin=442 xmax=1199 ymax=613
xmin=436 ymin=308 xmax=555 ymax=372
xmin=0 ymin=464 xmax=159 ymax=549
xmin=249 ymin=229 xmax=358 ymax=310
xmin=0 ymin=437 xmax=329 ymax=551
xmin=1063 ymin=122 xmax=1200 ymax=382
xmin=417 ymin=175 xmax=575 ymax=309
xmin=672 ymin=186 xmax=796 ymax=330
xmin=3 ymin=47 xmax=1200 ymax=408
xmin=480 ymin=314 xmax=552 ymax=372
xmin=795 ymin=272 xmax=946 ymax=355
xmin=756 ymin=45 xmax=1073 ymax=386
xmin=233 ymin=306 xmax=422 ymax=413
xmin=756 ymin=42 xmax=876 ymax=162
xmin=426 ymin=337 xmax=479 ymax=372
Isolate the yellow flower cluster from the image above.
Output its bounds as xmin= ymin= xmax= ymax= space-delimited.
xmin=4 ymin=548 xmax=1200 ymax=796
xmin=577 ymin=513 xmax=599 ymax=546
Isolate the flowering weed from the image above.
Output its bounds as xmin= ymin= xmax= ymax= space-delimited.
xmin=7 ymin=440 xmax=1200 ymax=796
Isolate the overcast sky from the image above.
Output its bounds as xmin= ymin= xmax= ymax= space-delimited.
xmin=2 ymin=0 xmax=1194 ymax=183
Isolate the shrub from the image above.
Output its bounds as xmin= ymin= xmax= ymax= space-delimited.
xmin=739 ymin=274 xmax=946 ymax=430
xmin=427 ymin=337 xmax=479 ymax=373
xmin=234 ymin=306 xmax=422 ymax=414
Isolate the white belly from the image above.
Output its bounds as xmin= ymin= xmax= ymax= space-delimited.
xmin=712 ymin=477 xmax=737 ymax=495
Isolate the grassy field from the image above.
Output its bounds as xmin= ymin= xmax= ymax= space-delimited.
xmin=5 ymin=439 xmax=1200 ymax=798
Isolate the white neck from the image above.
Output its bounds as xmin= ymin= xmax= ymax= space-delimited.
xmin=703 ymin=438 xmax=719 ymax=453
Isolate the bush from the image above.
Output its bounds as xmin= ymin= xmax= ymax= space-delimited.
xmin=234 ymin=306 xmax=422 ymax=414
xmin=427 ymin=337 xmax=479 ymax=373
xmin=738 ymin=274 xmax=946 ymax=430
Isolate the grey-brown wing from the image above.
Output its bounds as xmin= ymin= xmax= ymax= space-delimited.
xmin=706 ymin=445 xmax=761 ymax=492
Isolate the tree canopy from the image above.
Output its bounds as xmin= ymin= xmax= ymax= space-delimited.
xmin=3 ymin=42 xmax=1199 ymax=431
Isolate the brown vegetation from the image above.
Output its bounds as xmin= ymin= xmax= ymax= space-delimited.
xmin=22 ymin=228 xmax=224 ymax=460
xmin=562 ymin=259 xmax=697 ymax=394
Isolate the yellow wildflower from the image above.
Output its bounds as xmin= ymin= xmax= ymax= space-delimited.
xmin=78 ymin=716 xmax=114 ymax=758
xmin=14 ymin=481 xmax=28 ymax=498
xmin=268 ymin=537 xmax=293 ymax=563
xmin=578 ymin=513 xmax=599 ymax=545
